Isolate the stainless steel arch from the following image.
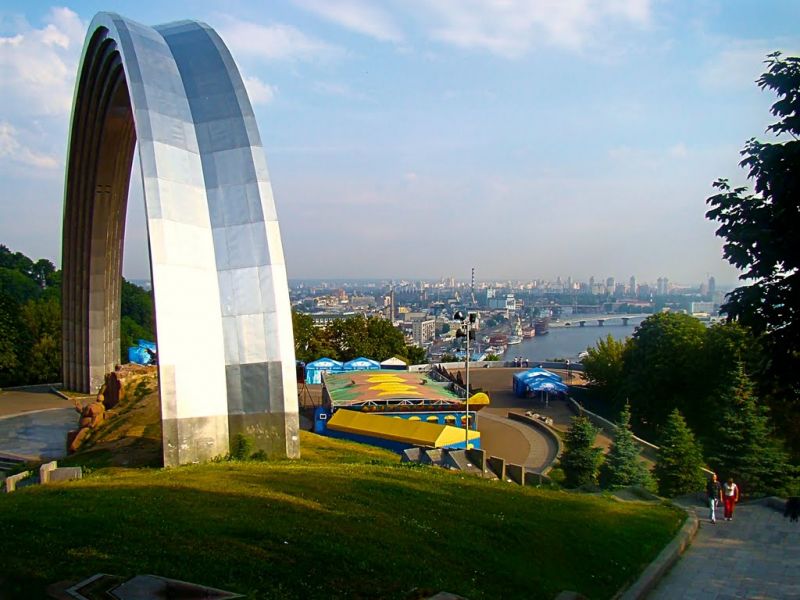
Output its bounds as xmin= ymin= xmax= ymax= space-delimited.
xmin=62 ymin=13 xmax=299 ymax=466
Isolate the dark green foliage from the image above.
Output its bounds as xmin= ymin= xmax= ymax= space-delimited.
xmin=250 ymin=449 xmax=269 ymax=461
xmin=622 ymin=312 xmax=706 ymax=437
xmin=706 ymin=363 xmax=788 ymax=496
xmin=230 ymin=433 xmax=255 ymax=461
xmin=582 ymin=334 xmax=629 ymax=408
xmin=0 ymin=244 xmax=155 ymax=385
xmin=292 ymin=311 xmax=424 ymax=364
xmin=599 ymin=405 xmax=654 ymax=490
xmin=121 ymin=279 xmax=154 ymax=334
xmin=0 ymin=294 xmax=23 ymax=385
xmin=403 ymin=345 xmax=427 ymax=365
xmin=706 ymin=52 xmax=800 ymax=456
xmin=0 ymin=267 xmax=41 ymax=304
xmin=654 ymin=409 xmax=706 ymax=497
xmin=19 ymin=296 xmax=61 ymax=383
xmin=561 ymin=416 xmax=603 ymax=488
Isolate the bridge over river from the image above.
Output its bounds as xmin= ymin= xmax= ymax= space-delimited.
xmin=549 ymin=314 xmax=649 ymax=328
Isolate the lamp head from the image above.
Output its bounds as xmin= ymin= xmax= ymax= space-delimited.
xmin=453 ymin=310 xmax=465 ymax=321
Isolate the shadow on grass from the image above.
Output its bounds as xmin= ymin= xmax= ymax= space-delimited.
xmin=1 ymin=460 xmax=685 ymax=599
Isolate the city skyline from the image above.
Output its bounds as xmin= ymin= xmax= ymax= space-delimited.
xmin=2 ymin=1 xmax=798 ymax=282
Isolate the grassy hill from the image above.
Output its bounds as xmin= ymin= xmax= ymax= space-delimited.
xmin=0 ymin=380 xmax=685 ymax=599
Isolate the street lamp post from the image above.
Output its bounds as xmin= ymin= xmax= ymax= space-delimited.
xmin=454 ymin=310 xmax=476 ymax=449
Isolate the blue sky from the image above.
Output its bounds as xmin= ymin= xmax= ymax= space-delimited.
xmin=1 ymin=1 xmax=797 ymax=285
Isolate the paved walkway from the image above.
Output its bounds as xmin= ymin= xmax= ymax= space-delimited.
xmin=478 ymin=409 xmax=557 ymax=470
xmin=648 ymin=501 xmax=800 ymax=599
xmin=0 ymin=409 xmax=76 ymax=460
xmin=0 ymin=389 xmax=71 ymax=417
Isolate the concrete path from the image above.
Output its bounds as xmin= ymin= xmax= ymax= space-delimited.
xmin=648 ymin=501 xmax=800 ymax=599
xmin=478 ymin=409 xmax=557 ymax=470
xmin=0 ymin=408 xmax=76 ymax=460
xmin=0 ymin=389 xmax=72 ymax=417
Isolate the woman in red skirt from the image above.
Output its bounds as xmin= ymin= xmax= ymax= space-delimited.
xmin=723 ymin=477 xmax=740 ymax=521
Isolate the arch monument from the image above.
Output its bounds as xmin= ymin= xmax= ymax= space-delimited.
xmin=61 ymin=13 xmax=299 ymax=466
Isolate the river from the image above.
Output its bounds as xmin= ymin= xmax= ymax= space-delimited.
xmin=503 ymin=318 xmax=646 ymax=362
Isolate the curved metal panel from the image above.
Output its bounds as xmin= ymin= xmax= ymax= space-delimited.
xmin=62 ymin=13 xmax=299 ymax=466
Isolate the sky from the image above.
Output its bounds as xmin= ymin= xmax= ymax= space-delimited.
xmin=1 ymin=1 xmax=797 ymax=286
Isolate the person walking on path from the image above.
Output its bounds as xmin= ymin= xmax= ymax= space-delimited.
xmin=707 ymin=473 xmax=722 ymax=523
xmin=723 ymin=477 xmax=740 ymax=521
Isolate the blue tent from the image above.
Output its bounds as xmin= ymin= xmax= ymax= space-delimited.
xmin=526 ymin=378 xmax=568 ymax=394
xmin=342 ymin=357 xmax=381 ymax=371
xmin=128 ymin=339 xmax=157 ymax=365
xmin=305 ymin=358 xmax=343 ymax=384
xmin=512 ymin=367 xmax=563 ymax=397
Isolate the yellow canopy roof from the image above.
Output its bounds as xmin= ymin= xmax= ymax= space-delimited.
xmin=328 ymin=409 xmax=480 ymax=448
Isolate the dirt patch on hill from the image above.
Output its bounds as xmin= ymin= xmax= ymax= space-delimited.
xmin=69 ymin=367 xmax=162 ymax=468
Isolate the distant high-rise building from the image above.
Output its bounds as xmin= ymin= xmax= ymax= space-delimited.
xmin=657 ymin=277 xmax=666 ymax=295
xmin=589 ymin=276 xmax=595 ymax=288
xmin=629 ymin=275 xmax=636 ymax=296
xmin=606 ymin=277 xmax=615 ymax=290
xmin=614 ymin=283 xmax=626 ymax=297
xmin=708 ymin=276 xmax=716 ymax=296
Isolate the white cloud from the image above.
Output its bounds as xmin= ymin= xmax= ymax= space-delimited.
xmin=295 ymin=0 xmax=403 ymax=42
xmin=217 ymin=17 xmax=340 ymax=62
xmin=698 ymin=42 xmax=783 ymax=91
xmin=0 ymin=122 xmax=59 ymax=169
xmin=243 ymin=75 xmax=276 ymax=104
xmin=416 ymin=0 xmax=652 ymax=58
xmin=0 ymin=7 xmax=84 ymax=117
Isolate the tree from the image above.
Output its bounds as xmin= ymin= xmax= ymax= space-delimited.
xmin=654 ymin=409 xmax=706 ymax=497
xmin=121 ymin=279 xmax=154 ymax=335
xmin=706 ymin=52 xmax=800 ymax=454
xmin=0 ymin=294 xmax=22 ymax=385
xmin=599 ymin=404 xmax=654 ymax=490
xmin=0 ymin=268 xmax=41 ymax=304
xmin=707 ymin=363 xmax=788 ymax=497
xmin=582 ymin=334 xmax=629 ymax=408
xmin=18 ymin=297 xmax=61 ymax=383
xmin=402 ymin=345 xmax=427 ymax=365
xmin=560 ymin=416 xmax=603 ymax=488
xmin=484 ymin=353 xmax=500 ymax=362
xmin=621 ymin=312 xmax=706 ymax=437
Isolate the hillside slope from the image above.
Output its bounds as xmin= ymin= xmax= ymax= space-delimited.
xmin=0 ymin=375 xmax=685 ymax=599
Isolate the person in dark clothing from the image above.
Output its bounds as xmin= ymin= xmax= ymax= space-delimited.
xmin=706 ymin=473 xmax=722 ymax=524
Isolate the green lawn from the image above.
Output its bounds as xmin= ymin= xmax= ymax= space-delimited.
xmin=0 ymin=432 xmax=684 ymax=599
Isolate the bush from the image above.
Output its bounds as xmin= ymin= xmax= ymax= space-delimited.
xmin=230 ymin=433 xmax=254 ymax=461
xmin=654 ymin=409 xmax=706 ymax=497
xmin=561 ymin=416 xmax=603 ymax=488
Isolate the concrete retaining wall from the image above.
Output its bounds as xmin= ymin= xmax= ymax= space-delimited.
xmin=466 ymin=448 xmax=486 ymax=473
xmin=487 ymin=456 xmax=506 ymax=481
xmin=619 ymin=511 xmax=698 ymax=599
xmin=506 ymin=463 xmax=525 ymax=485
xmin=4 ymin=470 xmax=30 ymax=493
xmin=524 ymin=470 xmax=553 ymax=486
xmin=507 ymin=411 xmax=563 ymax=474
xmin=49 ymin=466 xmax=82 ymax=483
